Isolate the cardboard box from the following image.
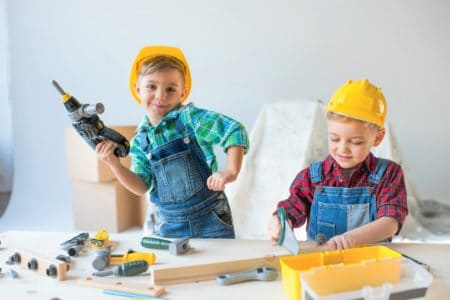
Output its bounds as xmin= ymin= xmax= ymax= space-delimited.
xmin=65 ymin=125 xmax=136 ymax=182
xmin=72 ymin=180 xmax=142 ymax=232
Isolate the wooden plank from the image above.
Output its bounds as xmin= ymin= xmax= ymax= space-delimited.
xmin=11 ymin=249 xmax=67 ymax=280
xmin=149 ymin=239 xmax=330 ymax=286
xmin=78 ymin=276 xmax=166 ymax=297
xmin=151 ymin=254 xmax=286 ymax=285
xmin=149 ymin=239 xmax=291 ymax=286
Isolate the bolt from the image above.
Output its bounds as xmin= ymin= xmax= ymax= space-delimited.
xmin=28 ymin=258 xmax=38 ymax=270
xmin=56 ymin=254 xmax=71 ymax=271
xmin=68 ymin=244 xmax=83 ymax=256
xmin=46 ymin=265 xmax=58 ymax=277
xmin=56 ymin=255 xmax=71 ymax=263
xmin=6 ymin=252 xmax=21 ymax=265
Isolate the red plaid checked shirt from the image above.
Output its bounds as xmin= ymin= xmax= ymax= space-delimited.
xmin=278 ymin=153 xmax=408 ymax=234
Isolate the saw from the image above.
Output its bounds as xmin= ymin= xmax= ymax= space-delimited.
xmin=276 ymin=207 xmax=299 ymax=255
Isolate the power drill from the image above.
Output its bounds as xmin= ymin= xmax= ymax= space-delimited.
xmin=52 ymin=80 xmax=130 ymax=157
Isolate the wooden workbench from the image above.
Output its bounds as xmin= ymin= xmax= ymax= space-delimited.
xmin=0 ymin=230 xmax=448 ymax=299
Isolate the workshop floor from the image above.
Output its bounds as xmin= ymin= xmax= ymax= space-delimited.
xmin=0 ymin=192 xmax=10 ymax=217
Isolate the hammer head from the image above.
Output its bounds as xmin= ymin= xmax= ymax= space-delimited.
xmin=92 ymin=245 xmax=112 ymax=270
xmin=168 ymin=237 xmax=190 ymax=255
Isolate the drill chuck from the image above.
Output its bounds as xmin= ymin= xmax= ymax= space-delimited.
xmin=81 ymin=103 xmax=104 ymax=116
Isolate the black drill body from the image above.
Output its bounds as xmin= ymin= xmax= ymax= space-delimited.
xmin=53 ymin=80 xmax=130 ymax=157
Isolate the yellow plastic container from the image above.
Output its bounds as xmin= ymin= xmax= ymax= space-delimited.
xmin=280 ymin=245 xmax=402 ymax=300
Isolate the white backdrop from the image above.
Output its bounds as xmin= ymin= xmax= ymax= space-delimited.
xmin=1 ymin=0 xmax=450 ymax=231
xmin=0 ymin=0 xmax=13 ymax=193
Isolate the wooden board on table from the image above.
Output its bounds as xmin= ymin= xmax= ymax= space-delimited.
xmin=12 ymin=249 xmax=68 ymax=280
xmin=149 ymin=238 xmax=301 ymax=285
xmin=78 ymin=276 xmax=166 ymax=297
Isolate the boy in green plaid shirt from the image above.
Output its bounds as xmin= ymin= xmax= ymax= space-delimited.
xmin=96 ymin=46 xmax=249 ymax=238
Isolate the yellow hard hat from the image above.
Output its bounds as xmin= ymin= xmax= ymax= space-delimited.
xmin=129 ymin=45 xmax=192 ymax=104
xmin=326 ymin=78 xmax=387 ymax=127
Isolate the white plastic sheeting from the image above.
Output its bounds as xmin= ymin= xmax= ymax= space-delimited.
xmin=226 ymin=100 xmax=445 ymax=241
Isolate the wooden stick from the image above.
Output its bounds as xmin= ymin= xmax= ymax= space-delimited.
xmin=150 ymin=240 xmax=331 ymax=286
xmin=78 ymin=276 xmax=166 ymax=297
xmin=151 ymin=254 xmax=287 ymax=286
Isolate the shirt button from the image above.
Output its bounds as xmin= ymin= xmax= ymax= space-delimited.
xmin=183 ymin=137 xmax=190 ymax=144
xmin=147 ymin=153 xmax=152 ymax=160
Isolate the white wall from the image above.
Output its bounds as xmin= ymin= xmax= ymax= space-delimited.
xmin=0 ymin=0 xmax=13 ymax=193
xmin=2 ymin=0 xmax=450 ymax=230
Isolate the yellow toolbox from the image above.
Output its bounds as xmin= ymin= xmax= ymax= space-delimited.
xmin=280 ymin=245 xmax=402 ymax=300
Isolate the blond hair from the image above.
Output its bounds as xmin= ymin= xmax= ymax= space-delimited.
xmin=326 ymin=111 xmax=383 ymax=131
xmin=138 ymin=55 xmax=186 ymax=87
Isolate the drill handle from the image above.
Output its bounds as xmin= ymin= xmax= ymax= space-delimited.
xmin=102 ymin=127 xmax=130 ymax=157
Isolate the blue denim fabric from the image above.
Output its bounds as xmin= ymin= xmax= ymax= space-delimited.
xmin=138 ymin=113 xmax=235 ymax=238
xmin=307 ymin=158 xmax=389 ymax=242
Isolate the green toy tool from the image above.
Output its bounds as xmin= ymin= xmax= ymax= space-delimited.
xmin=276 ymin=207 xmax=300 ymax=255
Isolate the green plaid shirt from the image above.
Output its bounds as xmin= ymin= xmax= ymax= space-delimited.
xmin=130 ymin=104 xmax=249 ymax=191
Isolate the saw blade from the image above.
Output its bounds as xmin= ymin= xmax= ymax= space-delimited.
xmin=277 ymin=207 xmax=300 ymax=255
xmin=281 ymin=220 xmax=299 ymax=255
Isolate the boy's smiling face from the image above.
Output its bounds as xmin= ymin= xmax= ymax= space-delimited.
xmin=136 ymin=68 xmax=185 ymax=125
xmin=327 ymin=118 xmax=385 ymax=169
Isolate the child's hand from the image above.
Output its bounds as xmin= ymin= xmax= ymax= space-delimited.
xmin=268 ymin=215 xmax=281 ymax=242
xmin=327 ymin=233 xmax=356 ymax=250
xmin=95 ymin=140 xmax=120 ymax=168
xmin=268 ymin=214 xmax=293 ymax=243
xmin=207 ymin=170 xmax=237 ymax=191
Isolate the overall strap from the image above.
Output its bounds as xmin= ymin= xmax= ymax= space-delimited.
xmin=137 ymin=129 xmax=150 ymax=152
xmin=309 ymin=161 xmax=323 ymax=184
xmin=368 ymin=158 xmax=390 ymax=185
xmin=174 ymin=103 xmax=193 ymax=135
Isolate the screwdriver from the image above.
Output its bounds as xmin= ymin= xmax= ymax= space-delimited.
xmin=141 ymin=237 xmax=190 ymax=255
xmin=141 ymin=237 xmax=172 ymax=250
xmin=92 ymin=260 xmax=149 ymax=277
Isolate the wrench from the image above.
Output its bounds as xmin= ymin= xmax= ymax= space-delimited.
xmin=216 ymin=266 xmax=278 ymax=286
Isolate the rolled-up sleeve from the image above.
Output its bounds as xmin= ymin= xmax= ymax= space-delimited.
xmin=277 ymin=168 xmax=313 ymax=228
xmin=376 ymin=163 xmax=409 ymax=234
xmin=183 ymin=106 xmax=249 ymax=153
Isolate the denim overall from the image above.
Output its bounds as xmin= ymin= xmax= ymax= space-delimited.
xmin=307 ymin=158 xmax=389 ymax=242
xmin=138 ymin=111 xmax=235 ymax=238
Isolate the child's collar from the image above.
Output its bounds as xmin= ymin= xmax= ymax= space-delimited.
xmin=326 ymin=153 xmax=376 ymax=175
xmin=161 ymin=102 xmax=192 ymax=120
xmin=136 ymin=102 xmax=193 ymax=132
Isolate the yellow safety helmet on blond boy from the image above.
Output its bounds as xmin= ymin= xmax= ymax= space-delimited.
xmin=326 ymin=78 xmax=387 ymax=128
xmin=129 ymin=46 xmax=192 ymax=104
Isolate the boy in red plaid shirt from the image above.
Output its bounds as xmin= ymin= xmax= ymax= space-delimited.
xmin=269 ymin=79 xmax=408 ymax=250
